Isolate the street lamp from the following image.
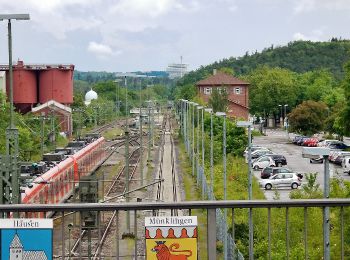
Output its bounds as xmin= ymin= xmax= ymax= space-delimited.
xmin=302 ymin=147 xmax=331 ymax=260
xmin=191 ymin=103 xmax=198 ymax=177
xmin=196 ymin=106 xmax=203 ymax=189
xmin=205 ymin=108 xmax=214 ymax=199
xmin=0 ymin=13 xmax=30 ymax=206
xmin=237 ymin=120 xmax=253 ymax=260
xmin=278 ymin=104 xmax=283 ymax=128
xmin=284 ymin=104 xmax=289 ymax=139
xmin=114 ymin=79 xmax=122 ymax=117
xmin=215 ymin=111 xmax=227 ymax=260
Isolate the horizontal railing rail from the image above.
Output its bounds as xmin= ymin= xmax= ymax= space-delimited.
xmin=1 ymin=199 xmax=350 ymax=212
xmin=1 ymin=199 xmax=349 ymax=259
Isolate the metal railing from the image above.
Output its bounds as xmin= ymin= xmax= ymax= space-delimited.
xmin=1 ymin=200 xmax=349 ymax=259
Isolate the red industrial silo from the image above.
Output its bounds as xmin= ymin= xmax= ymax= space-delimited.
xmin=39 ymin=67 xmax=73 ymax=104
xmin=6 ymin=66 xmax=37 ymax=113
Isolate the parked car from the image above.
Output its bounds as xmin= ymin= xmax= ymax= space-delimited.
xmin=297 ymin=137 xmax=309 ymax=146
xmin=302 ymin=137 xmax=319 ymax=147
xmin=244 ymin=145 xmax=264 ymax=156
xmin=261 ymin=167 xmax=294 ymax=179
xmin=333 ymin=152 xmax=350 ymax=166
xmin=342 ymin=156 xmax=350 ymax=175
xmin=318 ymin=139 xmax=335 ymax=147
xmin=250 ymin=149 xmax=274 ymax=160
xmin=327 ymin=142 xmax=349 ymax=150
xmin=252 ymin=156 xmax=276 ymax=170
xmin=309 ymin=157 xmax=324 ymax=164
xmin=292 ymin=135 xmax=303 ymax=144
xmin=268 ymin=154 xmax=287 ymax=167
xmin=259 ymin=173 xmax=302 ymax=190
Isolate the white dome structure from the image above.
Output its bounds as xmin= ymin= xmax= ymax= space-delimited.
xmin=85 ymin=89 xmax=98 ymax=105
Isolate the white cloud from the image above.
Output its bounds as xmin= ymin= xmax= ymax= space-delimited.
xmin=110 ymin=0 xmax=183 ymax=18
xmin=293 ymin=29 xmax=325 ymax=41
xmin=87 ymin=42 xmax=121 ymax=59
xmin=294 ymin=0 xmax=350 ymax=13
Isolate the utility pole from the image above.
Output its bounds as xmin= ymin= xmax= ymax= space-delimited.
xmin=147 ymin=101 xmax=151 ymax=162
xmin=40 ymin=112 xmax=45 ymax=156
xmin=196 ymin=107 xmax=200 ymax=187
xmin=0 ymin=13 xmax=30 ymax=209
xmin=124 ymin=76 xmax=130 ymax=232
xmin=50 ymin=109 xmax=56 ymax=149
xmin=139 ymin=79 xmax=143 ymax=186
xmin=201 ymin=108 xmax=205 ymax=199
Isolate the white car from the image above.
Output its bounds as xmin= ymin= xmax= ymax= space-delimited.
xmin=252 ymin=156 xmax=276 ymax=170
xmin=245 ymin=149 xmax=271 ymax=163
xmin=259 ymin=173 xmax=302 ymax=190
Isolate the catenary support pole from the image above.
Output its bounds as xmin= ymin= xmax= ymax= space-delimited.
xmin=323 ymin=155 xmax=330 ymax=260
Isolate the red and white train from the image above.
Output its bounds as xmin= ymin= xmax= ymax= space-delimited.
xmin=21 ymin=137 xmax=106 ymax=216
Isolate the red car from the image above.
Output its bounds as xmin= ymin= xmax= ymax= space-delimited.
xmin=302 ymin=137 xmax=319 ymax=147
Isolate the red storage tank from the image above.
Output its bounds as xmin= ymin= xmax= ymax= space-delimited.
xmin=6 ymin=68 xmax=37 ymax=113
xmin=39 ymin=68 xmax=73 ymax=104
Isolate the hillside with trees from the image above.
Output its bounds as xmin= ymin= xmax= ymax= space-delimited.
xmin=179 ymin=39 xmax=350 ymax=87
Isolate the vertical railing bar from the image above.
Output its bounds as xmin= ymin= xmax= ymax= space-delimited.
xmin=134 ymin=210 xmax=138 ymax=260
xmin=304 ymin=207 xmax=308 ymax=260
xmin=341 ymin=206 xmax=344 ymax=260
xmin=62 ymin=211 xmax=65 ymax=260
xmin=207 ymin=208 xmax=217 ymax=260
xmin=189 ymin=209 xmax=192 ymax=216
xmin=98 ymin=210 xmax=101 ymax=256
xmin=286 ymin=207 xmax=289 ymax=260
xmin=116 ymin=210 xmax=119 ymax=260
xmin=249 ymin=208 xmax=253 ymax=260
xmin=268 ymin=207 xmax=271 ymax=260
xmin=79 ymin=211 xmax=82 ymax=260
xmin=232 ymin=208 xmax=235 ymax=258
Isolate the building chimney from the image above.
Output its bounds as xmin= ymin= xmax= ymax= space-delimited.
xmin=213 ymin=69 xmax=217 ymax=75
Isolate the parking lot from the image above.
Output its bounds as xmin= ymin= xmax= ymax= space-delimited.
xmin=252 ymin=129 xmax=347 ymax=200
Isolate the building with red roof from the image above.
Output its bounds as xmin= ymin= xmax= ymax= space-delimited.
xmin=196 ymin=69 xmax=250 ymax=119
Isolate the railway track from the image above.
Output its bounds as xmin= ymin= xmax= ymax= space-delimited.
xmin=154 ymin=112 xmax=179 ymax=216
xmin=69 ymin=139 xmax=141 ymax=259
xmin=56 ymin=112 xmax=180 ymax=259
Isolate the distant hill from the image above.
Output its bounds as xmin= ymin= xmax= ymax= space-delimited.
xmin=73 ymin=70 xmax=169 ymax=83
xmin=180 ymin=39 xmax=350 ymax=85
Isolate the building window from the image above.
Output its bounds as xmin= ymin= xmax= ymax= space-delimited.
xmin=204 ymin=87 xmax=211 ymax=95
xmin=235 ymin=87 xmax=241 ymax=94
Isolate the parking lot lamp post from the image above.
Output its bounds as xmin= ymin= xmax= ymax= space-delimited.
xmin=205 ymin=108 xmax=214 ymax=199
xmin=216 ymin=111 xmax=227 ymax=260
xmin=302 ymin=147 xmax=331 ymax=260
xmin=197 ymin=106 xmax=203 ymax=188
xmin=284 ymin=104 xmax=289 ymax=140
xmin=278 ymin=104 xmax=283 ymax=128
xmin=284 ymin=104 xmax=288 ymax=127
xmin=201 ymin=106 xmax=205 ymax=199
xmin=237 ymin=121 xmax=253 ymax=259
xmin=192 ymin=103 xmax=198 ymax=177
xmin=183 ymin=100 xmax=188 ymax=152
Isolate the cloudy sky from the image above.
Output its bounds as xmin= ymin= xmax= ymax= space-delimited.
xmin=0 ymin=0 xmax=349 ymax=72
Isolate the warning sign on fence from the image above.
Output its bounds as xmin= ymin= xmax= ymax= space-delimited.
xmin=145 ymin=216 xmax=197 ymax=259
xmin=0 ymin=219 xmax=53 ymax=260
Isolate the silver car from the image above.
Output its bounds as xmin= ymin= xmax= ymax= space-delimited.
xmin=259 ymin=173 xmax=302 ymax=190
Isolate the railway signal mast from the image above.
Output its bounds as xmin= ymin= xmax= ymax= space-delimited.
xmin=0 ymin=14 xmax=30 ymax=207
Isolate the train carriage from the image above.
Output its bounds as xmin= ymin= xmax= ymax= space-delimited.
xmin=21 ymin=137 xmax=106 ymax=216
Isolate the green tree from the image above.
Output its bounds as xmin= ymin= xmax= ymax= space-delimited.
xmin=245 ymin=66 xmax=298 ymax=117
xmin=341 ymin=60 xmax=350 ymax=135
xmin=288 ymin=100 xmax=328 ymax=135
xmin=174 ymin=84 xmax=197 ymax=100
xmin=208 ymin=88 xmax=228 ymax=113
xmin=219 ymin=67 xmax=234 ymax=75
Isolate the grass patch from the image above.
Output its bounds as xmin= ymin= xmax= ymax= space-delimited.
xmin=103 ymin=128 xmax=124 ymax=140
xmin=178 ymin=143 xmax=210 ymax=259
